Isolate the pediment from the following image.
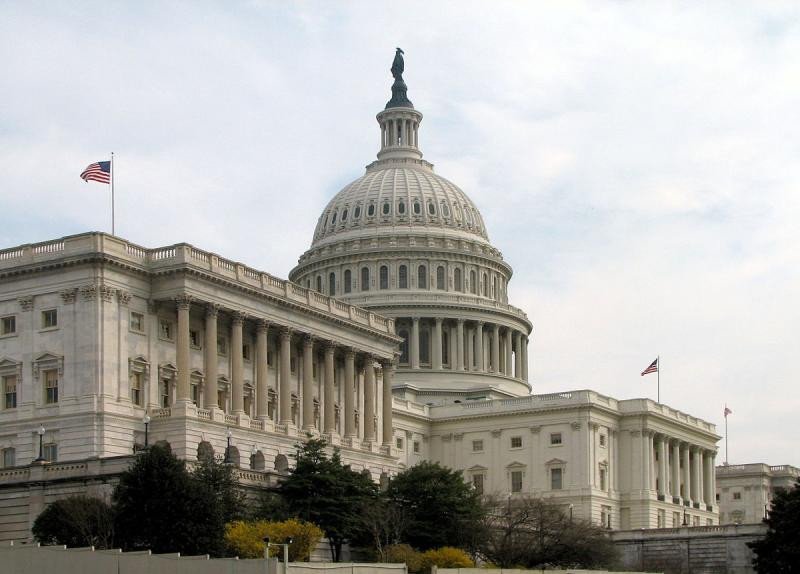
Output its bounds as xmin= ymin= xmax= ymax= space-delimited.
xmin=545 ymin=458 xmax=566 ymax=466
xmin=467 ymin=464 xmax=488 ymax=472
xmin=506 ymin=460 xmax=527 ymax=469
xmin=34 ymin=352 xmax=63 ymax=363
xmin=0 ymin=357 xmax=21 ymax=369
xmin=159 ymin=362 xmax=177 ymax=373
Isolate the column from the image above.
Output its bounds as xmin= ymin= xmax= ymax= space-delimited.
xmin=505 ymin=329 xmax=513 ymax=376
xmin=344 ymin=348 xmax=356 ymax=438
xmin=203 ymin=304 xmax=219 ymax=409
xmin=364 ymin=357 xmax=376 ymax=442
xmin=710 ymin=451 xmax=717 ymax=507
xmin=175 ymin=295 xmax=192 ymax=403
xmin=514 ymin=331 xmax=522 ymax=379
xmin=279 ymin=327 xmax=292 ymax=425
xmin=231 ymin=312 xmax=244 ymax=414
xmin=648 ymin=432 xmax=656 ymax=490
xmin=302 ymin=335 xmax=315 ymax=431
xmin=432 ymin=318 xmax=443 ymax=370
xmin=682 ymin=443 xmax=691 ymax=502
xmin=255 ymin=320 xmax=269 ymax=419
xmin=466 ymin=325 xmax=473 ymax=370
xmin=690 ymin=447 xmax=700 ymax=503
xmin=324 ymin=344 xmax=336 ymax=434
xmin=410 ymin=318 xmax=420 ymax=369
xmin=521 ymin=336 xmax=529 ymax=382
xmin=698 ymin=450 xmax=706 ymax=504
xmin=491 ymin=324 xmax=500 ymax=373
xmin=456 ymin=319 xmax=465 ymax=371
xmin=671 ymin=441 xmax=681 ymax=499
xmin=475 ymin=322 xmax=484 ymax=371
xmin=382 ymin=360 xmax=394 ymax=446
xmin=703 ymin=450 xmax=713 ymax=505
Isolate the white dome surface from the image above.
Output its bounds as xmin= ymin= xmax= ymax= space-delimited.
xmin=311 ymin=163 xmax=490 ymax=248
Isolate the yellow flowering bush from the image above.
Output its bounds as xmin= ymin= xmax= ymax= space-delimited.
xmin=420 ymin=546 xmax=475 ymax=569
xmin=225 ymin=518 xmax=323 ymax=561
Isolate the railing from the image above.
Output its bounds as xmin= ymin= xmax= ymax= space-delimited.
xmin=126 ymin=244 xmax=147 ymax=259
xmin=250 ymin=419 xmax=264 ymax=431
xmin=32 ymin=240 xmax=64 ymax=254
xmin=197 ymin=408 xmax=211 ymax=420
xmin=0 ymin=247 xmax=25 ymax=261
xmin=151 ymin=407 xmax=171 ymax=418
xmin=150 ymin=247 xmax=175 ymax=261
xmin=225 ymin=414 xmax=238 ymax=425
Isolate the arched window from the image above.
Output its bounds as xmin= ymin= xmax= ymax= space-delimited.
xmin=380 ymin=266 xmax=389 ymax=290
xmin=419 ymin=328 xmax=430 ymax=365
xmin=341 ymin=208 xmax=348 ymax=221
xmin=382 ymin=202 xmax=391 ymax=215
xmin=428 ymin=202 xmax=436 ymax=215
xmin=329 ymin=272 xmax=336 ymax=295
xmin=470 ymin=270 xmax=477 ymax=294
xmin=361 ymin=267 xmax=370 ymax=291
xmin=492 ymin=276 xmax=497 ymax=299
xmin=398 ymin=201 xmax=406 ymax=215
xmin=442 ymin=203 xmax=451 ymax=218
xmin=436 ymin=266 xmax=445 ymax=290
xmin=417 ymin=265 xmax=427 ymax=290
xmin=413 ymin=201 xmax=421 ymax=215
xmin=454 ymin=268 xmax=462 ymax=292
xmin=442 ymin=331 xmax=449 ymax=365
xmin=331 ymin=211 xmax=337 ymax=225
xmin=399 ymin=329 xmax=409 ymax=365
xmin=483 ymin=273 xmax=488 ymax=296
xmin=316 ymin=275 xmax=322 ymax=292
xmin=344 ymin=270 xmax=352 ymax=294
xmin=368 ymin=204 xmax=375 ymax=217
xmin=399 ymin=265 xmax=408 ymax=289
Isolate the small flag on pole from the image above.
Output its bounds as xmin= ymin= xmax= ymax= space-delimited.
xmin=724 ymin=406 xmax=732 ymax=417
xmin=641 ymin=358 xmax=659 ymax=376
xmin=80 ymin=161 xmax=111 ymax=184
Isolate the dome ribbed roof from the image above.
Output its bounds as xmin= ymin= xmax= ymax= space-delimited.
xmin=310 ymin=163 xmax=490 ymax=247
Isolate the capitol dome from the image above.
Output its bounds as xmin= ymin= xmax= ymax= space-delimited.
xmin=291 ymin=49 xmax=532 ymax=400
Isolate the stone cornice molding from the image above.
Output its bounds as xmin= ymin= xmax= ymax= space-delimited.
xmin=491 ymin=429 xmax=502 ymax=437
xmin=116 ymin=289 xmax=132 ymax=306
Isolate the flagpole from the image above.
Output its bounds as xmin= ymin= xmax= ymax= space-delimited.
xmin=657 ymin=355 xmax=660 ymax=403
xmin=725 ymin=407 xmax=729 ymax=465
xmin=110 ymin=152 xmax=115 ymax=236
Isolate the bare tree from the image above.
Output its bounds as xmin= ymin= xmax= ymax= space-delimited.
xmin=360 ymin=495 xmax=410 ymax=562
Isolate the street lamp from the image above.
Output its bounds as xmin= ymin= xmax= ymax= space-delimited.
xmin=251 ymin=444 xmax=258 ymax=469
xmin=682 ymin=508 xmax=688 ymax=526
xmin=569 ymin=503 xmax=574 ymax=522
xmin=143 ymin=413 xmax=151 ymax=448
xmin=33 ymin=425 xmax=46 ymax=463
xmin=263 ymin=536 xmax=293 ymax=573
xmin=224 ymin=428 xmax=233 ymax=464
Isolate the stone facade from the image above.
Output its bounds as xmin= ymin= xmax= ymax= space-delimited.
xmin=715 ymin=463 xmax=799 ymax=524
xmin=0 ymin=54 xmax=721 ymax=541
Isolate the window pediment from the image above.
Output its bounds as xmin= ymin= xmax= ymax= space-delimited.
xmin=129 ymin=356 xmax=150 ymax=377
xmin=468 ymin=464 xmax=488 ymax=472
xmin=0 ymin=357 xmax=22 ymax=377
xmin=32 ymin=352 xmax=63 ymax=380
xmin=506 ymin=461 xmax=527 ymax=469
xmin=158 ymin=362 xmax=177 ymax=380
xmin=545 ymin=458 xmax=566 ymax=466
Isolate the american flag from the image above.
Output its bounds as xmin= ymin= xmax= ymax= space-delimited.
xmin=641 ymin=358 xmax=658 ymax=376
xmin=724 ymin=406 xmax=732 ymax=417
xmin=80 ymin=161 xmax=111 ymax=184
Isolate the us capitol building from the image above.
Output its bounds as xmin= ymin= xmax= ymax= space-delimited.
xmin=0 ymin=51 xmax=720 ymax=540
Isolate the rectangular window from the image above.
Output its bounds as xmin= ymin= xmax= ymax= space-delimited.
xmin=2 ymin=448 xmax=15 ymax=468
xmin=191 ymin=384 xmax=199 ymax=405
xmin=267 ymin=350 xmax=274 ymax=366
xmin=658 ymin=509 xmax=666 ymax=528
xmin=290 ymin=357 xmax=296 ymax=373
xmin=716 ymin=493 xmax=720 ymax=501
xmin=190 ymin=329 xmax=201 ymax=348
xmin=217 ymin=336 xmax=227 ymax=356
xmin=413 ymin=441 xmax=420 ymax=454
xmin=600 ymin=468 xmax=607 ymax=491
xmin=472 ymin=474 xmax=484 ymax=494
xmin=130 ymin=373 xmax=142 ymax=406
xmin=692 ymin=516 xmax=700 ymax=527
xmin=551 ymin=467 xmax=563 ymax=490
xmin=472 ymin=439 xmax=484 ymax=452
xmin=550 ymin=432 xmax=562 ymax=445
xmin=159 ymin=319 xmax=173 ymax=341
xmin=3 ymin=375 xmax=17 ymax=409
xmin=242 ymin=344 xmax=251 ymax=361
xmin=511 ymin=470 xmax=523 ymax=492
xmin=673 ymin=512 xmax=680 ymax=527
xmin=160 ymin=379 xmax=170 ymax=408
xmin=43 ymin=443 xmax=57 ymax=462
xmin=510 ymin=436 xmax=523 ymax=449
xmin=599 ymin=434 xmax=607 ymax=447
xmin=395 ymin=437 xmax=404 ymax=450
xmin=41 ymin=309 xmax=58 ymax=329
xmin=44 ymin=369 xmax=59 ymax=404
xmin=733 ymin=492 xmax=741 ymax=500
xmin=129 ymin=312 xmax=144 ymax=332
xmin=1 ymin=316 xmax=16 ymax=335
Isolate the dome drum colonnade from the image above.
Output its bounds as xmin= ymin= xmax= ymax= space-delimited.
xmin=290 ymin=48 xmax=533 ymax=396
xmin=166 ymin=293 xmax=395 ymax=448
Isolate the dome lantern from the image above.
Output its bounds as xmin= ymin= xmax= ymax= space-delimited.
xmin=377 ymin=48 xmax=423 ymax=161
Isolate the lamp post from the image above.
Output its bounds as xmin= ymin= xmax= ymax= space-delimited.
xmin=263 ymin=536 xmax=292 ymax=574
xmin=143 ymin=413 xmax=151 ymax=448
xmin=251 ymin=444 xmax=258 ymax=469
xmin=224 ymin=428 xmax=233 ymax=464
xmin=33 ymin=425 xmax=45 ymax=463
xmin=682 ymin=508 xmax=688 ymax=526
xmin=569 ymin=503 xmax=574 ymax=523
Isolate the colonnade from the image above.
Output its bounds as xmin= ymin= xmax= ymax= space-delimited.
xmin=172 ymin=294 xmax=394 ymax=446
xmin=399 ymin=316 xmax=529 ymax=381
xmin=636 ymin=430 xmax=716 ymax=507
xmin=380 ymin=116 xmax=419 ymax=149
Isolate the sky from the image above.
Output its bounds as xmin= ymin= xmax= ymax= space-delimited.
xmin=1 ymin=1 xmax=798 ymax=467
